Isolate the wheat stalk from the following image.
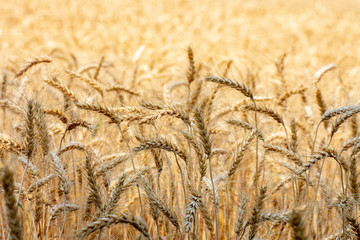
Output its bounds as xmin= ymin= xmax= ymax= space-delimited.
xmin=93 ymin=56 xmax=104 ymax=80
xmin=264 ymin=143 xmax=303 ymax=167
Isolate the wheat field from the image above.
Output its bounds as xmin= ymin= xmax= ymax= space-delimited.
xmin=1 ymin=0 xmax=360 ymax=239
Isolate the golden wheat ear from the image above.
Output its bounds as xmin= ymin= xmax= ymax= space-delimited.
xmin=15 ymin=56 xmax=52 ymax=78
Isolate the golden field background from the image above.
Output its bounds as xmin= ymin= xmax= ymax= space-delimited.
xmin=1 ymin=0 xmax=360 ymax=86
xmin=1 ymin=0 xmax=360 ymax=239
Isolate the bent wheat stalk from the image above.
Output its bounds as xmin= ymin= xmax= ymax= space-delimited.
xmin=77 ymin=213 xmax=151 ymax=239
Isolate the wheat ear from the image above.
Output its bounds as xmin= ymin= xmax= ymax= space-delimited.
xmin=181 ymin=130 xmax=207 ymax=179
xmin=66 ymin=70 xmax=104 ymax=96
xmin=16 ymin=99 xmax=36 ymax=208
xmin=106 ymin=85 xmax=140 ymax=96
xmin=0 ymin=99 xmax=24 ymax=116
xmin=274 ymin=53 xmax=287 ymax=90
xmin=140 ymin=106 xmax=190 ymax=126
xmin=248 ymin=186 xmax=267 ymax=240
xmin=95 ymin=153 xmax=130 ymax=176
xmin=49 ymin=204 xmax=80 ymax=221
xmin=1 ymin=167 xmax=23 ymax=240
xmin=206 ymin=75 xmax=261 ymax=192
xmin=346 ymin=216 xmax=360 ymax=239
xmin=313 ymin=106 xmax=360 ymax=152
xmin=27 ymin=174 xmax=56 ymax=194
xmin=133 ymin=137 xmax=187 ymax=163
xmin=105 ymin=168 xmax=147 ymax=214
xmin=314 ymin=63 xmax=337 ymax=84
xmin=77 ymin=61 xmax=112 ymax=74
xmin=60 ymin=119 xmax=94 ymax=149
xmin=226 ymin=119 xmax=264 ymax=141
xmin=264 ymin=143 xmax=303 ymax=167
xmin=187 ymin=185 xmax=214 ymax=234
xmin=315 ymin=88 xmax=328 ymax=128
xmin=184 ymin=192 xmax=201 ymax=233
xmin=187 ymin=46 xmax=195 ymax=85
xmin=329 ymin=108 xmax=360 ymax=145
xmin=141 ymin=177 xmax=181 ymax=232
xmin=34 ymin=102 xmax=50 ymax=156
xmin=188 ymin=80 xmax=202 ymax=113
xmin=289 ymin=210 xmax=306 ymax=240
xmin=278 ymin=87 xmax=306 ymax=107
xmin=1 ymin=73 xmax=7 ymax=99
xmin=77 ymin=213 xmax=151 ymax=239
xmin=235 ymin=195 xmax=248 ymax=239
xmin=43 ymin=109 xmax=69 ymax=124
xmin=341 ymin=137 xmax=360 ymax=154
xmin=193 ymin=107 xmax=219 ymax=239
xmin=290 ymin=118 xmax=299 ymax=153
xmin=0 ymin=136 xmax=25 ymax=155
xmin=75 ymin=100 xmax=142 ymax=195
xmin=50 ymin=153 xmax=72 ymax=196
xmin=228 ymin=129 xmax=257 ymax=177
xmin=15 ymin=56 xmax=52 ymax=78
xmin=350 ymin=155 xmax=359 ymax=201
xmin=206 ymin=76 xmax=253 ymax=100
xmin=57 ymin=142 xmax=87 ymax=157
xmin=75 ymin=102 xmax=121 ymax=123
xmin=44 ymin=78 xmax=78 ymax=102
xmin=85 ymin=154 xmax=104 ymax=212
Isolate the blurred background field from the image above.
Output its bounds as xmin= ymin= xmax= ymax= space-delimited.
xmin=1 ymin=0 xmax=360 ymax=88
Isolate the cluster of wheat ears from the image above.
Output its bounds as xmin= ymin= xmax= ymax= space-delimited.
xmin=0 ymin=48 xmax=360 ymax=240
